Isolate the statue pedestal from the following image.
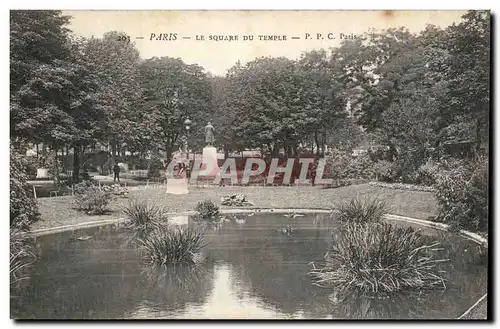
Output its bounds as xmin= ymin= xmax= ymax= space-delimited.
xmin=200 ymin=146 xmax=220 ymax=177
xmin=166 ymin=178 xmax=189 ymax=195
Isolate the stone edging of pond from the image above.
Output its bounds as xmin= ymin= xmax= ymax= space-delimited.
xmin=30 ymin=207 xmax=487 ymax=320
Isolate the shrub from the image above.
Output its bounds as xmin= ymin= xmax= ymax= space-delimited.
xmin=138 ymin=226 xmax=206 ymax=266
xmin=310 ymin=223 xmax=448 ymax=294
xmin=195 ymin=199 xmax=220 ymax=220
xmin=123 ymin=200 xmax=168 ymax=234
xmin=10 ymin=147 xmax=40 ymax=229
xmin=373 ymin=160 xmax=397 ymax=182
xmin=10 ymin=228 xmax=36 ymax=288
xmin=73 ymin=181 xmax=113 ymax=214
xmin=341 ymin=154 xmax=376 ymax=180
xmin=414 ymin=159 xmax=439 ymax=186
xmin=324 ymin=154 xmax=350 ymax=180
xmin=334 ymin=196 xmax=389 ymax=224
xmin=434 ymin=157 xmax=488 ymax=232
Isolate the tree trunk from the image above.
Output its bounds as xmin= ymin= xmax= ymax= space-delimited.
xmin=314 ymin=131 xmax=320 ymax=158
xmin=272 ymin=142 xmax=279 ymax=157
xmin=72 ymin=144 xmax=81 ymax=183
xmin=36 ymin=144 xmax=39 ymax=166
xmin=165 ymin=142 xmax=173 ymax=163
xmin=283 ymin=138 xmax=289 ymax=160
xmin=321 ymin=127 xmax=327 ymax=157
xmin=224 ymin=146 xmax=229 ymax=159
xmin=53 ymin=144 xmax=59 ymax=187
xmin=111 ymin=139 xmax=117 ymax=163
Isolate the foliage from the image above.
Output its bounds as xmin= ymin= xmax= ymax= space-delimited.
xmin=324 ymin=153 xmax=350 ymax=180
xmin=334 ymin=196 xmax=389 ymax=224
xmin=414 ymin=159 xmax=439 ymax=186
xmin=10 ymin=228 xmax=36 ymax=288
xmin=73 ymin=181 xmax=113 ymax=214
xmin=310 ymin=223 xmax=448 ymax=294
xmin=434 ymin=157 xmax=488 ymax=232
xmin=84 ymin=31 xmax=143 ymax=160
xmin=340 ymin=154 xmax=376 ymax=180
xmin=195 ymin=199 xmax=220 ymax=220
xmin=10 ymin=147 xmax=39 ymax=229
xmin=138 ymin=225 xmax=206 ymax=267
xmin=123 ymin=200 xmax=168 ymax=234
xmin=373 ymin=160 xmax=397 ymax=182
xmin=138 ymin=57 xmax=212 ymax=161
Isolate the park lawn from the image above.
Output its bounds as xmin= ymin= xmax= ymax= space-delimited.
xmin=31 ymin=183 xmax=438 ymax=231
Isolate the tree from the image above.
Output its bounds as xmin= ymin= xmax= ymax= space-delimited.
xmin=441 ymin=11 xmax=490 ymax=152
xmin=299 ymin=49 xmax=347 ymax=156
xmin=84 ymin=31 xmax=143 ymax=161
xmin=10 ymin=10 xmax=72 ymax=145
xmin=139 ymin=57 xmax=212 ymax=162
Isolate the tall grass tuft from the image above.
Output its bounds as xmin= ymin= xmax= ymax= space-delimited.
xmin=195 ymin=199 xmax=220 ymax=221
xmin=310 ymin=222 xmax=448 ymax=294
xmin=10 ymin=228 xmax=36 ymax=287
xmin=123 ymin=200 xmax=168 ymax=235
xmin=138 ymin=225 xmax=206 ymax=267
xmin=334 ymin=196 xmax=389 ymax=224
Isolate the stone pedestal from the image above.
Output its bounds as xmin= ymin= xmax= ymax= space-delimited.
xmin=36 ymin=168 xmax=50 ymax=179
xmin=200 ymin=146 xmax=220 ymax=176
xmin=166 ymin=178 xmax=189 ymax=195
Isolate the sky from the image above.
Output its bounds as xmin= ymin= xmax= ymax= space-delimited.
xmin=64 ymin=10 xmax=467 ymax=76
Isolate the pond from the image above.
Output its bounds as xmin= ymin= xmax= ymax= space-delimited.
xmin=11 ymin=214 xmax=487 ymax=319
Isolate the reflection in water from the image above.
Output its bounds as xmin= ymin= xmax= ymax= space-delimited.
xmin=11 ymin=214 xmax=488 ymax=319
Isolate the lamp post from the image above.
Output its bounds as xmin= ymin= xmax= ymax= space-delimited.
xmin=184 ymin=118 xmax=192 ymax=178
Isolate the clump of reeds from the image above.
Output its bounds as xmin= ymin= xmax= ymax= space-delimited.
xmin=10 ymin=228 xmax=36 ymax=287
xmin=334 ymin=196 xmax=389 ymax=224
xmin=123 ymin=200 xmax=169 ymax=235
xmin=138 ymin=225 xmax=206 ymax=267
xmin=310 ymin=222 xmax=448 ymax=294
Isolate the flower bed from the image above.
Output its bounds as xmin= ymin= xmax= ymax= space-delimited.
xmin=369 ymin=181 xmax=435 ymax=193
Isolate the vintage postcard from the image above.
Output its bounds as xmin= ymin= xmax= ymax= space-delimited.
xmin=10 ymin=10 xmax=490 ymax=320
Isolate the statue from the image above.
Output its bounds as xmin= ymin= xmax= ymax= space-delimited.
xmin=204 ymin=121 xmax=215 ymax=146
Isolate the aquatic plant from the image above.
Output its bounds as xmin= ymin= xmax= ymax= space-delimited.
xmin=310 ymin=222 xmax=448 ymax=294
xmin=123 ymin=200 xmax=168 ymax=234
xmin=10 ymin=228 xmax=36 ymax=288
xmin=195 ymin=199 xmax=220 ymax=220
xmin=138 ymin=225 xmax=206 ymax=266
xmin=334 ymin=196 xmax=389 ymax=224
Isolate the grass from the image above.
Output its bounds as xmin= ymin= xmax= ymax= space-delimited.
xmin=138 ymin=225 xmax=206 ymax=267
xmin=123 ymin=199 xmax=168 ymax=235
xmin=310 ymin=222 xmax=449 ymax=295
xmin=334 ymin=196 xmax=389 ymax=224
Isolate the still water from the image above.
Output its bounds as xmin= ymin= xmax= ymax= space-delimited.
xmin=11 ymin=214 xmax=487 ymax=319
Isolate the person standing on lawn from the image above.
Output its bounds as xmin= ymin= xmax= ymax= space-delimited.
xmin=113 ymin=163 xmax=121 ymax=182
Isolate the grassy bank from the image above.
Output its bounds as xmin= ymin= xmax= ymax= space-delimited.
xmin=32 ymin=184 xmax=437 ymax=231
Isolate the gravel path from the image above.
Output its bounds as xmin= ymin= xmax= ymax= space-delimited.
xmin=31 ymin=184 xmax=437 ymax=231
